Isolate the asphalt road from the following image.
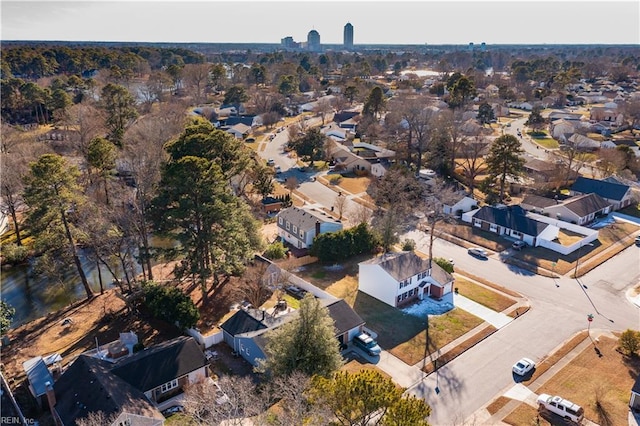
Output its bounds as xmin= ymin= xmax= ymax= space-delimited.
xmin=402 ymin=229 xmax=640 ymax=425
xmin=257 ymin=116 xmax=355 ymax=213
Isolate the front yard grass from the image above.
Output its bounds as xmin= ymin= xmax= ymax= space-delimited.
xmin=503 ymin=334 xmax=638 ymax=426
xmin=453 ymin=276 xmax=517 ymax=312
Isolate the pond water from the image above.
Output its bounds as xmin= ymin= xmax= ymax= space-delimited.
xmin=0 ymin=249 xmax=127 ymax=328
xmin=1 ymin=236 xmax=177 ymax=328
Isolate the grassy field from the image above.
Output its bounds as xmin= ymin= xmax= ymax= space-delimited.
xmin=453 ymin=276 xmax=517 ymax=312
xmin=503 ymin=334 xmax=638 ymax=426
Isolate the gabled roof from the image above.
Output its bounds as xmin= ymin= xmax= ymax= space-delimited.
xmin=54 ymin=355 xmax=163 ymax=426
xmin=473 ymin=205 xmax=549 ymax=236
xmin=571 ymin=176 xmax=630 ymax=201
xmin=220 ymin=309 xmax=269 ymax=336
xmin=111 ymin=336 xmax=207 ymax=392
xmin=325 ymin=299 xmax=365 ymax=335
xmin=227 ymin=123 xmax=251 ymax=134
xmin=224 ymin=116 xmax=256 ymax=127
xmin=524 ymin=158 xmax=557 ymax=173
xmin=561 ymin=193 xmax=611 ymax=217
xmin=277 ymin=207 xmax=341 ymax=230
xmin=334 ymin=111 xmax=359 ymax=123
xmin=360 ymin=251 xmax=453 ymax=284
xmin=522 ymin=194 xmax=558 ymax=209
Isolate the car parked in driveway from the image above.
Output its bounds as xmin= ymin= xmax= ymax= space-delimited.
xmin=467 ymin=247 xmax=488 ymax=259
xmin=352 ymin=332 xmax=381 ymax=356
xmin=161 ymin=405 xmax=184 ymax=418
xmin=635 ymin=235 xmax=640 ymax=245
xmin=512 ymin=357 xmax=535 ymax=376
xmin=512 ymin=240 xmax=527 ymax=250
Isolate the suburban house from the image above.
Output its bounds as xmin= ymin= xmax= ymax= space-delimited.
xmin=22 ymin=356 xmax=56 ymax=408
xmin=464 ymin=205 xmax=559 ymax=247
xmin=50 ymin=336 xmax=208 ymax=425
xmin=567 ymin=133 xmax=599 ymax=151
xmin=277 ymin=207 xmax=343 ymax=249
xmin=570 ymin=176 xmax=634 ymax=210
xmin=326 ymin=140 xmax=396 ymax=176
xmin=521 ymin=193 xmax=612 ymax=225
xmin=358 ymin=251 xmax=454 ymax=308
xmin=225 ymin=122 xmax=252 ymax=139
xmin=523 ymin=158 xmax=561 ymax=183
xmin=220 ymin=298 xmax=365 ymax=366
xmin=442 ymin=194 xmax=478 ymax=216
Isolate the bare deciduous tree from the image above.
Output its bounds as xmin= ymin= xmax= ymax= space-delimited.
xmin=333 ymin=194 xmax=348 ymax=220
xmin=184 ymin=63 xmax=212 ymax=104
xmin=457 ymin=136 xmax=490 ymax=195
xmin=65 ymin=103 xmax=105 ymax=158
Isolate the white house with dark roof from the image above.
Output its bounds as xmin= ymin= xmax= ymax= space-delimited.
xmin=358 ymin=251 xmax=454 ymax=308
xmin=277 ymin=207 xmax=342 ymax=249
xmin=522 ymin=193 xmax=611 ymax=225
xmin=464 ymin=205 xmax=559 ymax=247
xmin=570 ymin=176 xmax=633 ymax=210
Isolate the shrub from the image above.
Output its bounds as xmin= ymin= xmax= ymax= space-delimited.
xmin=619 ymin=329 xmax=640 ymax=356
xmin=133 ymin=342 xmax=145 ymax=353
xmin=434 ymin=257 xmax=454 ymax=273
xmin=401 ymin=239 xmax=416 ymax=251
xmin=265 ymin=241 xmax=287 ymax=260
xmin=310 ymin=223 xmax=379 ymax=262
xmin=329 ymin=175 xmax=342 ymax=185
xmin=143 ymin=282 xmax=199 ymax=329
xmin=2 ymin=243 xmax=29 ymax=264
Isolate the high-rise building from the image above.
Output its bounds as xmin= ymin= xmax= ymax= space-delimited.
xmin=344 ymin=22 xmax=354 ymax=49
xmin=307 ymin=29 xmax=321 ymax=52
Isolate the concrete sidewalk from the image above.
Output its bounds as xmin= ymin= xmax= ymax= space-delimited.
xmin=453 ymin=294 xmax=513 ymax=328
xmin=374 ymin=286 xmax=523 ymax=391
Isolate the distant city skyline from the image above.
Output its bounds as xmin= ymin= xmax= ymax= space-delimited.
xmin=1 ymin=1 xmax=639 ymax=45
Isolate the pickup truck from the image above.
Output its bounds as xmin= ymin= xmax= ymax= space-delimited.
xmin=537 ymin=394 xmax=584 ymax=423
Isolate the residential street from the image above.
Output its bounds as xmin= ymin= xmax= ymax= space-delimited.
xmin=259 ymin=112 xmax=640 ymax=425
xmin=401 ymin=229 xmax=640 ymax=425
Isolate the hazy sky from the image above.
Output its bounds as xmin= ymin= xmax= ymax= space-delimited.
xmin=2 ymin=0 xmax=639 ymax=45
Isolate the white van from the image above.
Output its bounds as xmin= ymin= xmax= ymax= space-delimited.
xmin=537 ymin=394 xmax=584 ymax=423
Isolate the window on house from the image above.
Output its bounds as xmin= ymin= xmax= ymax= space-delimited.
xmin=293 ymin=225 xmax=297 ymax=234
xmin=119 ymin=420 xmax=131 ymax=426
xmin=489 ymin=224 xmax=497 ymax=232
xmin=278 ymin=217 xmax=283 ymax=225
xmin=299 ymin=230 xmax=304 ymax=238
xmin=474 ymin=220 xmax=482 ymax=228
xmin=160 ymin=379 xmax=178 ymax=393
xmin=286 ymin=222 xmax=290 ymax=231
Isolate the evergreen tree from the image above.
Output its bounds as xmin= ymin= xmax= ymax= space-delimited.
xmin=256 ymin=293 xmax=343 ymax=377
xmin=100 ymin=83 xmax=138 ymax=147
xmin=484 ymin=134 xmax=525 ymax=202
xmin=23 ymin=154 xmax=94 ymax=299
xmin=308 ymin=370 xmax=431 ymax=426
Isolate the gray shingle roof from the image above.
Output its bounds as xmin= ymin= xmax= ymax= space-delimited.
xmin=111 ymin=336 xmax=207 ymax=393
xmin=54 ymin=355 xmax=164 ymax=425
xmin=561 ymin=193 xmax=611 ymax=217
xmin=277 ymin=207 xmax=341 ymax=231
xmin=522 ymin=194 xmax=558 ymax=209
xmin=361 ymin=251 xmax=453 ymax=284
xmin=474 ymin=205 xmax=549 ymax=236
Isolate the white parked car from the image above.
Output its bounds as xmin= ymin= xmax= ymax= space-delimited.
xmin=467 ymin=247 xmax=488 ymax=259
xmin=512 ymin=357 xmax=535 ymax=376
xmin=537 ymin=394 xmax=584 ymax=423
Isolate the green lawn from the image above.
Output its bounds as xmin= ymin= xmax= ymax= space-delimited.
xmin=453 ymin=276 xmax=517 ymax=312
xmin=353 ymin=291 xmax=483 ymax=366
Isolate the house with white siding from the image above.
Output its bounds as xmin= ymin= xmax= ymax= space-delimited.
xmin=358 ymin=251 xmax=454 ymax=308
xmin=277 ymin=207 xmax=342 ymax=249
